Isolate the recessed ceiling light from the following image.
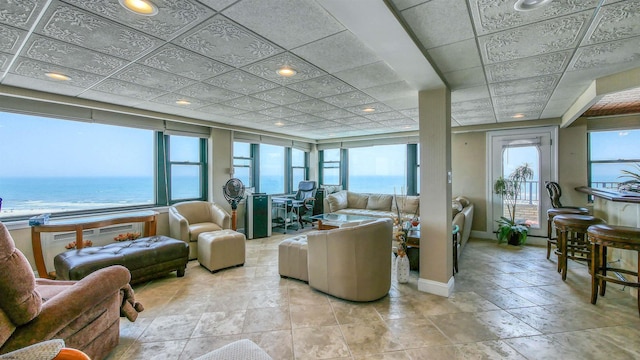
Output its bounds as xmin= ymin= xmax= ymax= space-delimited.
xmin=362 ymin=107 xmax=375 ymax=113
xmin=274 ymin=121 xmax=285 ymax=126
xmin=176 ymin=100 xmax=191 ymax=105
xmin=512 ymin=113 xmax=525 ymax=119
xmin=45 ymin=72 xmax=71 ymax=81
xmin=119 ymin=0 xmax=158 ymax=16
xmin=514 ymin=0 xmax=553 ymax=11
xmin=276 ymin=66 xmax=297 ymax=77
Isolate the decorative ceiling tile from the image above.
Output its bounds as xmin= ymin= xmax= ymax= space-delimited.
xmin=221 ymin=96 xmax=277 ymax=111
xmin=484 ymin=51 xmax=572 ymax=83
xmin=198 ymin=0 xmax=238 ymax=11
xmin=222 ymin=0 xmax=344 ymax=49
xmin=470 ymin=0 xmax=599 ymax=36
xmin=454 ymin=114 xmax=496 ymax=125
xmin=91 ymin=79 xmax=167 ymax=100
xmin=569 ymin=36 xmax=640 ymax=72
xmin=285 ymin=114 xmax=325 ymax=124
xmin=176 ymin=15 xmax=283 ymax=67
xmin=496 ymin=111 xmax=542 ymax=122
xmin=0 ymin=23 xmax=27 ymax=54
xmin=113 ymin=64 xmax=196 ymax=92
xmin=391 ymin=0 xmax=433 ymax=12
xmin=333 ymin=61 xmax=402 ymax=90
xmin=489 ymin=75 xmax=559 ymax=97
xmin=205 ymin=70 xmax=279 ymax=95
xmin=400 ymin=108 xmax=419 ymax=120
xmin=384 ymin=96 xmax=419 ymax=111
xmin=37 ymin=4 xmax=161 ymax=60
xmin=443 ymin=67 xmax=486 ymax=90
xmin=141 ymin=45 xmax=233 ymax=81
xmin=150 ymin=93 xmax=208 ymax=109
xmin=286 ymin=75 xmax=355 ymax=98
xmin=175 ymin=82 xmax=242 ymax=102
xmin=451 ymin=85 xmax=490 ymax=102
xmin=257 ymin=106 xmax=302 ymax=118
xmin=345 ymin=102 xmax=393 ymax=115
xmin=333 ymin=116 xmax=374 ymax=125
xmin=286 ymin=99 xmax=337 ymax=113
xmin=198 ymin=103 xmax=248 ymax=117
xmin=365 ymin=111 xmax=405 ymax=122
xmin=232 ymin=112 xmax=274 ymax=123
xmin=10 ymin=57 xmax=102 ymax=88
xmin=0 ymin=52 xmax=10 ymax=71
xmin=401 ymin=0 xmax=474 ymax=49
xmin=313 ymin=120 xmax=343 ymax=128
xmin=79 ymin=89 xmax=144 ymax=107
xmin=427 ymin=38 xmax=482 ymax=73
xmin=494 ymin=101 xmax=545 ymax=114
xmin=322 ymin=91 xmax=376 ymax=108
xmin=292 ymin=30 xmax=379 ymax=73
xmin=0 ymin=0 xmax=44 ymax=30
xmin=583 ymin=1 xmax=640 ymax=45
xmin=61 ymin=0 xmax=214 ymax=40
xmin=242 ymin=52 xmax=325 ymax=85
xmin=250 ymin=87 xmax=311 ymax=106
xmin=452 ymin=98 xmax=493 ymax=113
xmin=478 ymin=11 xmax=591 ymax=64
xmin=363 ymin=81 xmax=416 ymax=102
xmin=23 ymin=35 xmax=128 ymax=76
xmin=315 ymin=109 xmax=355 ymax=120
xmin=378 ymin=118 xmax=417 ymax=127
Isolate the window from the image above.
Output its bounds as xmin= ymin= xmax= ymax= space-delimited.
xmin=233 ymin=142 xmax=252 ymax=188
xmin=166 ymin=135 xmax=206 ymax=202
xmin=347 ymin=144 xmax=407 ymax=194
xmin=0 ymin=112 xmax=154 ymax=219
xmin=589 ymin=129 xmax=640 ymax=189
xmin=321 ymin=149 xmax=341 ymax=185
xmin=291 ymin=148 xmax=307 ymax=190
xmin=259 ymin=144 xmax=285 ymax=194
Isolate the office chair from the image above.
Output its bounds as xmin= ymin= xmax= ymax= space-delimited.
xmin=292 ymin=180 xmax=317 ymax=228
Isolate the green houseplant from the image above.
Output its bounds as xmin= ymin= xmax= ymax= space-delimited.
xmin=493 ymin=163 xmax=534 ymax=245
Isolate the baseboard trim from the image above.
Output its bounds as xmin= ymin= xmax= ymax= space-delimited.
xmin=418 ymin=276 xmax=454 ymax=297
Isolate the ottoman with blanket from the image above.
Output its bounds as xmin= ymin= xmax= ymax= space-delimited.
xmin=54 ymin=236 xmax=189 ymax=284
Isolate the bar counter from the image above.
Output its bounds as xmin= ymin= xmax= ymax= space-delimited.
xmin=576 ymin=186 xmax=639 ymax=300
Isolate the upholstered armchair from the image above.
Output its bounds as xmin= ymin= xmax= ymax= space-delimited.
xmin=307 ymin=218 xmax=392 ymax=301
xmin=0 ymin=222 xmax=131 ymax=360
xmin=169 ymin=201 xmax=231 ymax=260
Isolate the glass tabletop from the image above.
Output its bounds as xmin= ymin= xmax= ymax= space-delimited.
xmin=309 ymin=213 xmax=376 ymax=223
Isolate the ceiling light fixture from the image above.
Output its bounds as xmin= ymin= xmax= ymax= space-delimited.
xmin=274 ymin=121 xmax=285 ymax=126
xmin=176 ymin=99 xmax=191 ymax=105
xmin=276 ymin=66 xmax=297 ymax=77
xmin=514 ymin=0 xmax=553 ymax=11
xmin=512 ymin=113 xmax=525 ymax=119
xmin=45 ymin=72 xmax=71 ymax=81
xmin=362 ymin=107 xmax=375 ymax=113
xmin=119 ymin=0 xmax=158 ymax=16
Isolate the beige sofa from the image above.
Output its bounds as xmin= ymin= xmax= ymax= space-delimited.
xmin=323 ymin=190 xmax=474 ymax=255
xmin=168 ymin=201 xmax=231 ymax=260
xmin=307 ymin=218 xmax=392 ymax=302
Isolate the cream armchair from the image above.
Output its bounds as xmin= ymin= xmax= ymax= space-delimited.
xmin=169 ymin=201 xmax=231 ymax=260
xmin=307 ymin=218 xmax=392 ymax=302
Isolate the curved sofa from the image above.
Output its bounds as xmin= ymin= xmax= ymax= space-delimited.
xmin=307 ymin=218 xmax=393 ymax=302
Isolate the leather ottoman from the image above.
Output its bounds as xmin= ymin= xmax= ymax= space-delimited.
xmin=278 ymin=235 xmax=308 ymax=282
xmin=197 ymin=230 xmax=246 ymax=272
xmin=54 ymin=236 xmax=189 ymax=284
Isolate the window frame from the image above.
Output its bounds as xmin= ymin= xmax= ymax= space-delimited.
xmin=163 ymin=134 xmax=208 ymax=204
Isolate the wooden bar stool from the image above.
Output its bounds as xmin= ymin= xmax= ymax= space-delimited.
xmin=547 ymin=208 xmax=588 ymax=259
xmin=553 ymin=214 xmax=605 ymax=281
xmin=588 ymin=224 xmax=640 ymax=316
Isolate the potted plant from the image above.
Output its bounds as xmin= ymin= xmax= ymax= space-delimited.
xmin=618 ymin=163 xmax=640 ymax=193
xmin=493 ymin=163 xmax=534 ymax=246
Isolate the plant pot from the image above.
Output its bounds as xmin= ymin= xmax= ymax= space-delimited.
xmin=508 ymin=233 xmax=522 ymax=246
xmin=396 ymin=253 xmax=410 ymax=283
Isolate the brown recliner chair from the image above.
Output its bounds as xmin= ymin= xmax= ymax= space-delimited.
xmin=0 ymin=222 xmax=132 ymax=360
xmin=168 ymin=201 xmax=231 ymax=260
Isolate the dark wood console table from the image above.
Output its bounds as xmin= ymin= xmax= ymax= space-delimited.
xmin=31 ymin=210 xmax=158 ymax=278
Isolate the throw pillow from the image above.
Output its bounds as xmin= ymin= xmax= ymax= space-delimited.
xmin=367 ymin=194 xmax=393 ymax=211
xmin=452 ymin=200 xmax=463 ymax=218
xmin=455 ymin=196 xmax=470 ymax=208
xmin=392 ymin=195 xmax=420 ymax=216
xmin=327 ymin=191 xmax=348 ymax=212
xmin=347 ymin=192 xmax=369 ymax=209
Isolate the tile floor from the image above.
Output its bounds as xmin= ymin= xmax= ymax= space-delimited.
xmin=107 ymin=233 xmax=640 ymax=359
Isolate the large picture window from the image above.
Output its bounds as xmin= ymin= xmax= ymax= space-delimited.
xmin=589 ymin=129 xmax=640 ymax=189
xmin=0 ymin=112 xmax=154 ymax=219
xmin=321 ymin=149 xmax=341 ymax=185
xmin=167 ymin=135 xmax=206 ymax=202
xmin=348 ymin=144 xmax=407 ymax=194
xmin=291 ymin=148 xmax=307 ymax=189
xmin=233 ymin=142 xmax=252 ymax=188
xmin=259 ymin=144 xmax=285 ymax=194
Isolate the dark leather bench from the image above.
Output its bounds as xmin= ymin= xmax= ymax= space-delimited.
xmin=54 ymin=236 xmax=189 ymax=284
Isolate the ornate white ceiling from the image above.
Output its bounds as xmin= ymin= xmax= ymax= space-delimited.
xmin=0 ymin=0 xmax=639 ymax=140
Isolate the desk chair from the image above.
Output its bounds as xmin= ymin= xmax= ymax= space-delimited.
xmin=292 ymin=180 xmax=317 ymax=229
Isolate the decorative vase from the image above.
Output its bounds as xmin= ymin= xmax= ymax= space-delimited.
xmin=396 ymin=252 xmax=410 ymax=283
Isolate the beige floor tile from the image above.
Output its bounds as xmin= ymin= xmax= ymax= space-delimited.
xmin=341 ymin=322 xmax=404 ymax=355
xmin=242 ymin=306 xmax=291 ymax=333
xmin=138 ymin=314 xmax=201 ymax=342
xmin=120 ymin=339 xmax=188 ymax=360
xmin=292 ymin=325 xmax=351 ymax=360
xmin=191 ymin=311 xmax=246 ymax=337
xmin=245 ymin=330 xmax=295 ymax=360
xmin=178 ymin=335 xmax=242 ymax=360
xmin=290 ymin=302 xmax=338 ymax=328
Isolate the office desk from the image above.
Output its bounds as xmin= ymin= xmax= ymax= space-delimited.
xmin=271 ymin=196 xmax=303 ymax=234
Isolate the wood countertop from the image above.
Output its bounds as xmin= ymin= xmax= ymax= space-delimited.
xmin=575 ymin=186 xmax=640 ymax=204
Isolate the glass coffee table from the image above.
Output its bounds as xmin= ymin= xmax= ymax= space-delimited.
xmin=309 ymin=213 xmax=376 ymax=230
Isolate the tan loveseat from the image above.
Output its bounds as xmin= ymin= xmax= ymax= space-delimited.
xmin=323 ymin=190 xmax=474 ymax=255
xmin=307 ymin=218 xmax=393 ymax=301
xmin=169 ymin=201 xmax=231 ymax=260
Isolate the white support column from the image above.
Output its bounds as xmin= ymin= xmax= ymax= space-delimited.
xmin=418 ymin=87 xmax=454 ymax=297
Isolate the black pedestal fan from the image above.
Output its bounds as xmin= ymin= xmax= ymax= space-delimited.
xmin=223 ymin=178 xmax=245 ymax=231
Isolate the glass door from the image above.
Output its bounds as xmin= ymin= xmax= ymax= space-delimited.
xmin=488 ymin=127 xmax=557 ymax=238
